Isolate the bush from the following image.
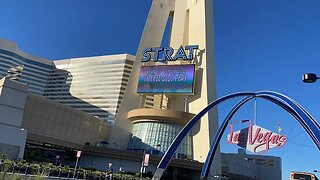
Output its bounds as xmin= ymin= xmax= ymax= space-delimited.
xmin=12 ymin=174 xmax=22 ymax=180
xmin=0 ymin=156 xmax=153 ymax=180
xmin=0 ymin=159 xmax=13 ymax=180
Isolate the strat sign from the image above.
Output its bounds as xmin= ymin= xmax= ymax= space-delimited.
xmin=227 ymin=121 xmax=287 ymax=154
xmin=138 ymin=45 xmax=198 ymax=94
xmin=141 ymin=45 xmax=198 ymax=62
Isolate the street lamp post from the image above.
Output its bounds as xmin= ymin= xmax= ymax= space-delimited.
xmin=302 ymin=73 xmax=319 ymax=179
xmin=302 ymin=73 xmax=320 ymax=83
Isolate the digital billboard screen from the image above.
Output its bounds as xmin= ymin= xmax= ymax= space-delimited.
xmin=137 ymin=64 xmax=195 ymax=94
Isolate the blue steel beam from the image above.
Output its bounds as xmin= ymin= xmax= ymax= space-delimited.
xmin=200 ymin=96 xmax=254 ymax=179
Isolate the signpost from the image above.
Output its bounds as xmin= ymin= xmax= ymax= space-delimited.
xmin=143 ymin=154 xmax=150 ymax=167
xmin=108 ymin=162 xmax=112 ymax=170
xmin=107 ymin=162 xmax=113 ymax=180
xmin=73 ymin=150 xmax=81 ymax=179
xmin=140 ymin=153 xmax=150 ymax=180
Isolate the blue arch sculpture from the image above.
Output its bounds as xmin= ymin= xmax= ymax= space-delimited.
xmin=151 ymin=91 xmax=320 ymax=180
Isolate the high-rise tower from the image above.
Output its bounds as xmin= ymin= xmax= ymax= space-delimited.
xmin=109 ymin=0 xmax=221 ymax=177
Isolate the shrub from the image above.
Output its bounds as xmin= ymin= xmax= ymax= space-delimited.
xmin=12 ymin=174 xmax=22 ymax=180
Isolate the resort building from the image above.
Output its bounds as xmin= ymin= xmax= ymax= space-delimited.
xmin=44 ymin=54 xmax=134 ymax=123
xmin=0 ymin=38 xmax=134 ymax=123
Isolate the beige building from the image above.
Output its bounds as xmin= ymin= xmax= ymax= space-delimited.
xmin=0 ymin=77 xmax=109 ymax=156
xmin=22 ymin=93 xmax=110 ymax=148
xmin=0 ymin=77 xmax=204 ymax=179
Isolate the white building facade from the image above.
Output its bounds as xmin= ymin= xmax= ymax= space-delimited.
xmin=44 ymin=54 xmax=134 ymax=123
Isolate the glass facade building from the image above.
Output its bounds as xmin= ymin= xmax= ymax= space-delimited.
xmin=128 ymin=122 xmax=193 ymax=159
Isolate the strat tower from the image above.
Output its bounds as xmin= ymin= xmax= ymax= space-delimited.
xmin=108 ymin=0 xmax=221 ymax=178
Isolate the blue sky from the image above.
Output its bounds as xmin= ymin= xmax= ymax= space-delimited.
xmin=0 ymin=0 xmax=319 ymax=179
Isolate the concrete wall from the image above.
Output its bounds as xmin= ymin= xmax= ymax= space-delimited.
xmin=0 ymin=78 xmax=28 ymax=159
xmin=79 ymin=154 xmax=157 ymax=174
xmin=0 ymin=124 xmax=27 ymax=159
xmin=0 ymin=77 xmax=110 ymax=158
xmin=77 ymin=146 xmax=203 ymax=175
xmin=0 ymin=78 xmax=27 ymax=126
xmin=22 ymin=94 xmax=110 ymax=148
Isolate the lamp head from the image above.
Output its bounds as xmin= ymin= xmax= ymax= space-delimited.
xmin=302 ymin=73 xmax=319 ymax=83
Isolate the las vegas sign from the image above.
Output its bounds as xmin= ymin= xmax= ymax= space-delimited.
xmin=227 ymin=121 xmax=287 ymax=154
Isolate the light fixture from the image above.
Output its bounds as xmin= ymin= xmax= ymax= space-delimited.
xmin=302 ymin=73 xmax=319 ymax=83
